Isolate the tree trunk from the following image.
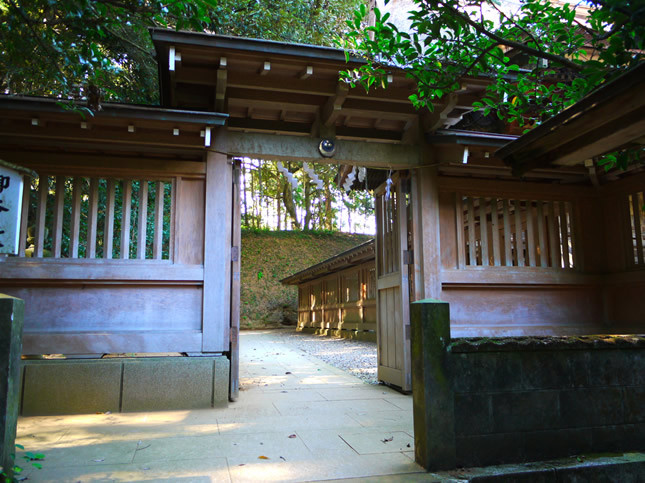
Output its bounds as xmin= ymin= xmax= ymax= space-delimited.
xmin=282 ymin=180 xmax=300 ymax=229
xmin=303 ymin=181 xmax=312 ymax=230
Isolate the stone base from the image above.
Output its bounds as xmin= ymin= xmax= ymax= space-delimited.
xmin=20 ymin=356 xmax=229 ymax=416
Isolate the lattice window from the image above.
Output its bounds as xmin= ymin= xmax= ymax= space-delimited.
xmin=459 ymin=196 xmax=577 ymax=269
xmin=22 ymin=175 xmax=172 ymax=260
xmin=627 ymin=191 xmax=645 ymax=266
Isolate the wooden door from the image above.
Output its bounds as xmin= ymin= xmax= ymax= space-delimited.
xmin=375 ymin=175 xmax=412 ymax=392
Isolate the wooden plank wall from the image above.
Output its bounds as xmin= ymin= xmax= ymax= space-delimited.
xmin=296 ymin=261 xmax=377 ymax=339
xmin=435 ymin=175 xmax=645 ymax=335
xmin=0 ymin=153 xmax=228 ymax=356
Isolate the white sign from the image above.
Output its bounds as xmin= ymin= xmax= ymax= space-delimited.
xmin=0 ymin=164 xmax=24 ymax=255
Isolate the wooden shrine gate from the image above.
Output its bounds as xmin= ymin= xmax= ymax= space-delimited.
xmin=375 ymin=174 xmax=413 ymax=392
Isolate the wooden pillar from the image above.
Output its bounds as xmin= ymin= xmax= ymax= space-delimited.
xmin=202 ymin=129 xmax=232 ymax=353
xmin=413 ymin=145 xmax=442 ymax=300
xmin=229 ymin=159 xmax=242 ymax=401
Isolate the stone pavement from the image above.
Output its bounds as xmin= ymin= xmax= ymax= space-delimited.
xmin=14 ymin=330 xmax=429 ymax=482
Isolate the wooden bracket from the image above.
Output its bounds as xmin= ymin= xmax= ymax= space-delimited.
xmin=321 ymin=82 xmax=349 ymax=127
xmin=215 ymin=56 xmax=228 ymax=112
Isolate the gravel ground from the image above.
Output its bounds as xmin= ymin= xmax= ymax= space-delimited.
xmin=271 ymin=328 xmax=379 ymax=385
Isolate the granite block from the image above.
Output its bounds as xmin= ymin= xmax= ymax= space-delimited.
xmin=560 ymin=387 xmax=624 ymax=428
xmin=456 ymin=432 xmax=524 ymax=467
xmin=454 ymin=393 xmax=492 ymax=436
xmin=213 ymin=356 xmax=230 ymax=407
xmin=121 ymin=358 xmax=213 ymax=412
xmin=451 ymin=352 xmax=523 ymax=393
xmin=21 ymin=360 xmax=121 ymax=416
xmin=492 ymin=391 xmax=560 ymax=432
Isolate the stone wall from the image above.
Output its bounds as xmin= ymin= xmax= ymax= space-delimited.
xmin=411 ymin=300 xmax=645 ymax=471
xmin=20 ymin=356 xmax=229 ymax=416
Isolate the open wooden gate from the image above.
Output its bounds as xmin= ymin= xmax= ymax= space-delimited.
xmin=375 ymin=174 xmax=412 ymax=392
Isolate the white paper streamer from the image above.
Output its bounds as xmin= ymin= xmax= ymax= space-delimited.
xmin=358 ymin=166 xmax=367 ymax=183
xmin=343 ymin=166 xmax=357 ymax=193
xmin=303 ymin=162 xmax=324 ymax=190
xmin=276 ymin=161 xmax=298 ymax=191
xmin=385 ymin=173 xmax=393 ymax=200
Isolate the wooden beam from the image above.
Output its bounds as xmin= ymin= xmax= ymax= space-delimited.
xmin=225 ymin=131 xmax=421 ymax=168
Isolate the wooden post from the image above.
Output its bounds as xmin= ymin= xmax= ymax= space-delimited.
xmin=202 ymin=129 xmax=232 ymax=352
xmin=537 ymin=201 xmax=548 ymax=267
xmin=69 ymin=177 xmax=82 ymax=258
xmin=153 ymin=181 xmax=164 ymax=260
xmin=18 ymin=176 xmax=30 ymax=257
xmin=466 ymin=197 xmax=476 ymax=265
xmin=35 ymin=175 xmax=47 ymax=258
xmin=104 ymin=179 xmax=116 ymax=259
xmin=137 ymin=180 xmax=148 ymax=260
xmin=479 ymin=197 xmax=489 ymax=266
xmin=121 ymin=180 xmax=132 ymax=259
xmin=526 ymin=201 xmax=536 ymax=267
xmin=455 ymin=193 xmax=466 ymax=269
xmin=491 ymin=198 xmax=501 ymax=266
xmin=51 ymin=176 xmax=65 ymax=258
xmin=502 ymin=199 xmax=512 ymax=266
xmin=514 ymin=199 xmax=525 ymax=267
xmin=230 ymin=159 xmax=242 ymax=401
xmin=414 ymin=149 xmax=442 ymax=299
xmin=86 ymin=177 xmax=99 ymax=259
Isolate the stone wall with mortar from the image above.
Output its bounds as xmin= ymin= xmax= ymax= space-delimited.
xmin=411 ymin=300 xmax=645 ymax=471
xmin=19 ymin=356 xmax=229 ymax=416
xmin=450 ymin=336 xmax=645 ymax=467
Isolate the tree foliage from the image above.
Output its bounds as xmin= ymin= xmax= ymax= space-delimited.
xmin=240 ymin=160 xmax=374 ymax=234
xmin=0 ymin=0 xmax=361 ymax=104
xmin=343 ymin=0 xmax=644 ymax=131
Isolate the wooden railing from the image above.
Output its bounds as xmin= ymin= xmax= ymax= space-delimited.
xmin=627 ymin=190 xmax=645 ymax=267
xmin=20 ymin=175 xmax=173 ymax=260
xmin=457 ymin=195 xmax=577 ymax=269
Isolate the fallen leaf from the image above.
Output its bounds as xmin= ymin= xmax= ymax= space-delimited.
xmin=239 ymin=464 xmax=245 ymax=466
xmin=285 ymin=371 xmax=292 ymax=375
xmin=288 ymin=434 xmax=297 ymax=439
xmin=93 ymin=458 xmax=105 ymax=462
xmin=258 ymin=456 xmax=269 ymax=460
xmin=382 ymin=437 xmax=394 ymax=443
xmin=280 ymin=456 xmax=286 ymax=461
xmin=407 ymin=443 xmax=411 ymax=448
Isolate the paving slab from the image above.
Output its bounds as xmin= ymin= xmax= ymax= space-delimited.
xmin=16 ymin=330 xmax=421 ymax=482
xmin=339 ymin=430 xmax=414 ymax=455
